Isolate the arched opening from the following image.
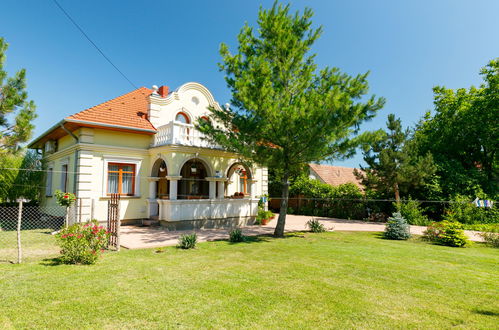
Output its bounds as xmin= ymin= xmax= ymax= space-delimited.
xmin=175 ymin=112 xmax=190 ymax=124
xmin=152 ymin=159 xmax=169 ymax=199
xmin=178 ymin=159 xmax=209 ymax=199
xmin=226 ymin=163 xmax=252 ymax=198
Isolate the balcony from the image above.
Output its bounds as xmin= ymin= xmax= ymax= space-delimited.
xmin=152 ymin=122 xmax=221 ymax=149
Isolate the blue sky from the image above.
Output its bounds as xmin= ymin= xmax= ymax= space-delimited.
xmin=1 ymin=0 xmax=498 ymax=167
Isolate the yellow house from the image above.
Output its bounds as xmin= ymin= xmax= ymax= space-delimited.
xmin=29 ymin=82 xmax=268 ymax=229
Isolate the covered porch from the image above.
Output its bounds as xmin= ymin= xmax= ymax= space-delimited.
xmin=145 ymin=157 xmax=259 ymax=228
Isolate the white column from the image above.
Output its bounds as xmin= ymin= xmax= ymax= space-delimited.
xmin=217 ymin=181 xmax=225 ymax=200
xmin=147 ymin=177 xmax=159 ymax=199
xmin=250 ymin=179 xmax=258 ymax=198
xmin=167 ymin=176 xmax=182 ymax=200
xmin=209 ymin=180 xmax=216 ymax=199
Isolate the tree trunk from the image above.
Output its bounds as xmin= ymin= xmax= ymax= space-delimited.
xmin=394 ymin=182 xmax=400 ymax=206
xmin=274 ymin=172 xmax=289 ymax=237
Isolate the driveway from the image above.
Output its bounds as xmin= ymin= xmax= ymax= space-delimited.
xmin=120 ymin=214 xmax=484 ymax=249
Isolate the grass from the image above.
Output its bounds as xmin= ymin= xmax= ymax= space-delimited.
xmin=0 ymin=229 xmax=59 ymax=263
xmin=0 ymin=231 xmax=498 ymax=329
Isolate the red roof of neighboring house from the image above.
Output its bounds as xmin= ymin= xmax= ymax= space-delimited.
xmin=309 ymin=163 xmax=363 ymax=188
xmin=66 ymin=87 xmax=155 ymax=131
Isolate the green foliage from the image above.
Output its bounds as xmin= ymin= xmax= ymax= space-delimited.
xmin=54 ymin=190 xmax=77 ymax=207
xmin=0 ymin=38 xmax=37 ymax=153
xmin=396 ymin=198 xmax=429 ymax=225
xmin=197 ymin=2 xmax=384 ymax=236
xmin=177 ymin=233 xmax=197 ymax=249
xmin=356 ymin=114 xmax=436 ymax=202
xmin=413 ymin=59 xmax=499 ymax=199
xmin=229 ymin=228 xmax=245 ymax=242
xmin=384 ymin=212 xmax=411 ymax=240
xmin=443 ymin=195 xmax=498 ymax=225
xmin=423 ymin=221 xmax=470 ymax=247
xmin=56 ymin=221 xmax=110 ymax=264
xmin=255 ymin=207 xmax=274 ymax=225
xmin=306 ymin=218 xmax=326 ymax=233
xmin=479 ymin=232 xmax=499 ymax=248
xmin=0 ymin=149 xmax=42 ymax=202
xmin=288 ymin=175 xmax=367 ymax=219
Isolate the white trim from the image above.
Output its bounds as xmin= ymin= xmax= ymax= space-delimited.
xmin=102 ymin=156 xmax=142 ymax=197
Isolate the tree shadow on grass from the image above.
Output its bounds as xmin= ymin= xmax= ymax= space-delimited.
xmin=472 ymin=308 xmax=499 ymax=317
xmin=227 ymin=232 xmax=307 ymax=245
xmin=40 ymin=257 xmax=64 ymax=266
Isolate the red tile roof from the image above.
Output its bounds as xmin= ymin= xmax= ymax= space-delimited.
xmin=309 ymin=163 xmax=363 ymax=188
xmin=66 ymin=87 xmax=155 ymax=131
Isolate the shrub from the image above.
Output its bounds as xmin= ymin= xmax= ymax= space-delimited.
xmin=54 ymin=190 xmax=77 ymax=207
xmin=384 ymin=212 xmax=411 ymax=240
xmin=56 ymin=221 xmax=110 ymax=264
xmin=307 ymin=218 xmax=326 ymax=233
xmin=255 ymin=208 xmax=274 ymax=225
xmin=443 ymin=195 xmax=498 ymax=225
xmin=480 ymin=231 xmax=499 ymax=248
xmin=423 ymin=221 xmax=470 ymax=247
xmin=397 ymin=199 xmax=429 ymax=225
xmin=229 ymin=228 xmax=245 ymax=242
xmin=178 ymin=233 xmax=197 ymax=249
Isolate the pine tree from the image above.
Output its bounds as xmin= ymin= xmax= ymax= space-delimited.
xmin=198 ymin=2 xmax=384 ymax=237
xmin=0 ymin=37 xmax=37 ymax=154
xmin=355 ymin=114 xmax=435 ymax=203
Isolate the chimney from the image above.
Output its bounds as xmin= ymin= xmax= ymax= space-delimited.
xmin=158 ymin=85 xmax=169 ymax=98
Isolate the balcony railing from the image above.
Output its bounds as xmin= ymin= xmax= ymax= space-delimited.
xmin=152 ymin=122 xmax=221 ymax=149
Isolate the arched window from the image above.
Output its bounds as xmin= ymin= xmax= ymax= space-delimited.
xmin=175 ymin=112 xmax=190 ymax=124
xmin=178 ymin=159 xmax=209 ymax=199
xmin=226 ymin=164 xmax=252 ymax=197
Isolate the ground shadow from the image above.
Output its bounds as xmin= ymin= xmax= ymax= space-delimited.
xmin=473 ymin=308 xmax=499 ymax=317
xmin=40 ymin=257 xmax=64 ymax=266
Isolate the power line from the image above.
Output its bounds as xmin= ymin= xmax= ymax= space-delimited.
xmin=52 ymin=0 xmax=138 ymax=89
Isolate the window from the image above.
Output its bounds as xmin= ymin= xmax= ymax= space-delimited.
xmin=61 ymin=164 xmax=68 ymax=192
xmin=175 ymin=112 xmax=190 ymax=124
xmin=46 ymin=167 xmax=53 ymax=196
xmin=107 ymin=163 xmax=136 ymax=196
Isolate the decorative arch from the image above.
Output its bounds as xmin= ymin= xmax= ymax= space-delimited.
xmin=175 ymin=111 xmax=191 ymax=124
xmin=177 ymin=155 xmax=213 ymax=177
xmin=226 ymin=162 xmax=253 ymax=197
xmin=178 ymin=157 xmax=211 ymax=199
xmin=151 ymin=157 xmax=169 ymax=199
xmin=176 ymin=82 xmax=220 ymax=109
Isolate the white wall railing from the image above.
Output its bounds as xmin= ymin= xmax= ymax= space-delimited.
xmin=152 ymin=122 xmax=221 ymax=149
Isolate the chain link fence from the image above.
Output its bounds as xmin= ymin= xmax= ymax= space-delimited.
xmin=0 ymin=201 xmax=79 ymax=263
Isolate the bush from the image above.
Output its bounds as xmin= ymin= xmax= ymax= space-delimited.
xmin=384 ymin=212 xmax=411 ymax=240
xmin=480 ymin=231 xmax=499 ymax=248
xmin=56 ymin=221 xmax=110 ymax=264
xmin=397 ymin=199 xmax=429 ymax=225
xmin=178 ymin=233 xmax=197 ymax=249
xmin=229 ymin=228 xmax=245 ymax=242
xmin=255 ymin=208 xmax=274 ymax=225
xmin=54 ymin=190 xmax=77 ymax=207
xmin=443 ymin=195 xmax=498 ymax=225
xmin=423 ymin=221 xmax=470 ymax=247
xmin=307 ymin=218 xmax=326 ymax=233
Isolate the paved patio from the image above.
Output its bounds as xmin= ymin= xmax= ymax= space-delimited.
xmin=120 ymin=214 xmax=484 ymax=249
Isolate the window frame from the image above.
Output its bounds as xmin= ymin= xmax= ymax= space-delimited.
xmin=102 ymin=156 xmax=142 ymax=198
xmin=107 ymin=163 xmax=136 ymax=196
xmin=60 ymin=163 xmax=68 ymax=192
xmin=46 ymin=166 xmax=53 ymax=197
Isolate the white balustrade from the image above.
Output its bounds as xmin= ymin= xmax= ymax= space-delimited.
xmin=152 ymin=122 xmax=221 ymax=149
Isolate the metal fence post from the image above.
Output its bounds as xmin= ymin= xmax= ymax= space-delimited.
xmin=17 ymin=199 xmax=23 ymax=264
xmin=116 ymin=200 xmax=121 ymax=252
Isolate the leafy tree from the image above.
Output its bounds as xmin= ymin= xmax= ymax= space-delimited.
xmin=413 ymin=59 xmax=499 ymax=198
xmin=0 ymin=37 xmax=37 ymax=154
xmin=198 ymin=3 xmax=384 ymax=236
xmin=355 ymin=114 xmax=436 ymax=203
xmin=0 ymin=149 xmax=42 ymax=202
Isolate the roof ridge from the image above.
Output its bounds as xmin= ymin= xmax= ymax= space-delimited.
xmin=66 ymin=86 xmax=152 ymax=120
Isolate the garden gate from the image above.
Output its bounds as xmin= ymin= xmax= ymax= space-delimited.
xmin=107 ymin=194 xmax=121 ymax=251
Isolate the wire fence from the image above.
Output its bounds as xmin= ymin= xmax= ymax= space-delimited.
xmin=0 ymin=201 xmax=79 ymax=264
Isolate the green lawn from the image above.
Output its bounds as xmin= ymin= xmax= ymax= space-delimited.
xmin=0 ymin=232 xmax=498 ymax=329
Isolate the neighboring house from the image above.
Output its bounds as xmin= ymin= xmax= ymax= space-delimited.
xmin=308 ymin=163 xmax=363 ymax=189
xmin=29 ymin=82 xmax=268 ymax=229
